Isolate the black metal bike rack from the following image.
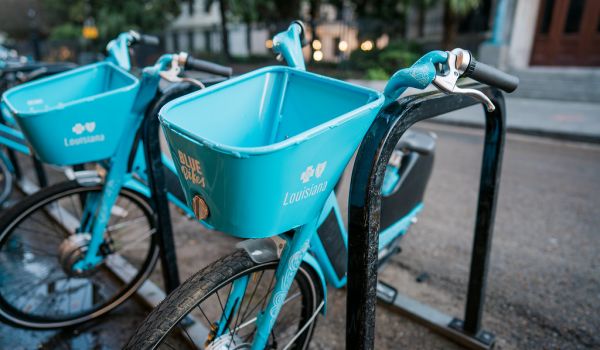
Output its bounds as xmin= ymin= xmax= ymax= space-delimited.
xmin=140 ymin=96 xmax=181 ymax=293
xmin=137 ymin=79 xmax=226 ymax=294
xmin=346 ymin=84 xmax=506 ymax=350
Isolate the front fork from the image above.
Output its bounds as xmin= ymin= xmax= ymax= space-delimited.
xmin=250 ymin=218 xmax=318 ymax=350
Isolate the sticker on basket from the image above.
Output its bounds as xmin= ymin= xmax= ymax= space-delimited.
xmin=26 ymin=98 xmax=44 ymax=106
xmin=64 ymin=121 xmax=105 ymax=147
xmin=177 ymin=150 xmax=206 ymax=188
xmin=283 ymin=161 xmax=328 ymax=206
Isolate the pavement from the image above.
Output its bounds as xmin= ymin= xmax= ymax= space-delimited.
xmin=1 ymin=123 xmax=599 ymax=349
xmin=349 ymin=79 xmax=600 ymax=143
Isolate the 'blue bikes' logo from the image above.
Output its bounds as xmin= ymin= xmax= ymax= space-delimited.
xmin=177 ymin=150 xmax=206 ymax=188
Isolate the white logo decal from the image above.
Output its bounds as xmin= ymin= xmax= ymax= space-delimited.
xmin=65 ymin=121 xmax=105 ymax=147
xmin=315 ymin=161 xmax=327 ymax=178
xmin=72 ymin=123 xmax=85 ymax=135
xmin=84 ymin=122 xmax=96 ymax=133
xmin=283 ymin=161 xmax=329 ymax=206
xmin=300 ymin=165 xmax=315 ymax=183
xmin=26 ymin=98 xmax=44 ymax=106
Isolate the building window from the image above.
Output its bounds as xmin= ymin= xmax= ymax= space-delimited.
xmin=539 ymin=0 xmax=555 ymax=34
xmin=204 ymin=31 xmax=212 ymax=52
xmin=334 ymin=37 xmax=341 ymax=56
xmin=172 ymin=32 xmax=178 ymax=51
xmin=188 ymin=31 xmax=195 ymax=53
xmin=564 ymin=0 xmax=585 ymax=33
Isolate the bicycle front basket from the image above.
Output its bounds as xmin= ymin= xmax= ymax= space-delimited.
xmin=160 ymin=66 xmax=384 ymax=238
xmin=2 ymin=62 xmax=140 ymax=165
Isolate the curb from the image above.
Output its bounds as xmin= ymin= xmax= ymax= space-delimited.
xmin=426 ymin=118 xmax=600 ymax=145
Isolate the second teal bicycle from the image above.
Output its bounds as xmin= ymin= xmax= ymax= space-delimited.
xmin=0 ymin=35 xmax=232 ymax=329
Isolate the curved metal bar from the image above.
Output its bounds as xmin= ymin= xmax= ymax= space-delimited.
xmin=346 ymin=84 xmax=505 ymax=350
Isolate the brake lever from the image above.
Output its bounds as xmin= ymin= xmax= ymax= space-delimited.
xmin=432 ymin=48 xmax=495 ymax=112
xmin=159 ymin=53 xmax=205 ymax=89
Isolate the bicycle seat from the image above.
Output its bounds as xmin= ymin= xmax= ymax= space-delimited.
xmin=395 ymin=129 xmax=436 ymax=155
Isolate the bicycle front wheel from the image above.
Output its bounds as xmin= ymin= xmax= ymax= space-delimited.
xmin=125 ymin=249 xmax=323 ymax=350
xmin=0 ymin=180 xmax=159 ymax=329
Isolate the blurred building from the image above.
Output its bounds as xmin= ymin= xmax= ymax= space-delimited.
xmin=167 ymin=0 xmax=599 ymax=101
xmin=477 ymin=0 xmax=600 ymax=102
xmin=164 ymin=0 xmax=270 ymax=57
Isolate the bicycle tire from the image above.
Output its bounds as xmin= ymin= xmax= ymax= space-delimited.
xmin=125 ymin=249 xmax=323 ymax=350
xmin=0 ymin=179 xmax=159 ymax=329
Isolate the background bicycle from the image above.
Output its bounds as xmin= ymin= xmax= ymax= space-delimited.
xmin=0 ymin=39 xmax=232 ymax=329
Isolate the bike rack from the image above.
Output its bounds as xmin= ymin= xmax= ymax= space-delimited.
xmin=347 ymin=84 xmax=506 ymax=350
xmin=141 ymin=96 xmax=182 ymax=293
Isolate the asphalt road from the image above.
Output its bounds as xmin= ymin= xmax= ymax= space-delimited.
xmin=1 ymin=123 xmax=599 ymax=349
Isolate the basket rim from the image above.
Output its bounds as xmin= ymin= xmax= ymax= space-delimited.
xmin=159 ymin=66 xmax=384 ymax=157
xmin=1 ymin=61 xmax=139 ymax=118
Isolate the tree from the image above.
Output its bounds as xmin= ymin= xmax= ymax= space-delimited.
xmin=42 ymin=0 xmax=180 ymax=42
xmin=416 ymin=0 xmax=436 ymax=37
xmin=350 ymin=0 xmax=411 ymax=41
xmin=230 ymin=0 xmax=276 ymax=55
xmin=441 ymin=0 xmax=480 ymax=49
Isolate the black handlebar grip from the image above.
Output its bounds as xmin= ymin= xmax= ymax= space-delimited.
xmin=465 ymin=58 xmax=519 ymax=93
xmin=185 ymin=56 xmax=233 ymax=77
xmin=139 ymin=34 xmax=160 ymax=46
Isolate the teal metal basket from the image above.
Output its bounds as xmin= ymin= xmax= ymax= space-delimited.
xmin=160 ymin=66 xmax=384 ymax=238
xmin=2 ymin=62 xmax=140 ymax=165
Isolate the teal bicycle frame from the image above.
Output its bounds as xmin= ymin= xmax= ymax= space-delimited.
xmin=0 ymin=32 xmax=153 ymax=188
xmin=183 ymin=23 xmax=448 ymax=349
xmin=0 ymin=33 xmax=201 ymax=270
xmin=70 ymin=54 xmax=203 ymax=270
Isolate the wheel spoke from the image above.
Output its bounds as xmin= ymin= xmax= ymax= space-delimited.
xmin=0 ymin=186 xmax=156 ymax=326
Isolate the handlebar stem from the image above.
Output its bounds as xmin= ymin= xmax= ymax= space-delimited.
xmin=272 ymin=23 xmax=306 ymax=70
xmin=106 ymin=32 xmax=135 ymax=71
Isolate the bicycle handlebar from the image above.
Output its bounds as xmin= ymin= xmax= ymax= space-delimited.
xmin=128 ymin=31 xmax=160 ymax=46
xmin=185 ymin=56 xmax=232 ymax=77
xmin=463 ymin=54 xmax=519 ymax=93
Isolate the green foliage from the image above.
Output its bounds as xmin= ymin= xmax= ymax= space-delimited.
xmin=445 ymin=0 xmax=481 ymax=16
xmin=348 ymin=40 xmax=421 ymax=80
xmin=229 ymin=0 xmax=277 ymax=23
xmin=365 ymin=67 xmax=389 ymax=80
xmin=42 ymin=0 xmax=181 ymax=42
xmin=349 ymin=0 xmax=411 ymax=39
xmin=48 ymin=23 xmax=81 ymax=40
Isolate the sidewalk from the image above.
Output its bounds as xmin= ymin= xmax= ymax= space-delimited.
xmin=349 ymin=79 xmax=600 ymax=144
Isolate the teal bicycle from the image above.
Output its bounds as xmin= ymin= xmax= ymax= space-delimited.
xmin=126 ymin=22 xmax=518 ymax=350
xmin=0 ymin=31 xmax=158 ymax=207
xmin=0 ymin=35 xmax=232 ymax=329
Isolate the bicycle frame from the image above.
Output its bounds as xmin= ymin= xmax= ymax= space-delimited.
xmin=203 ymin=23 xmax=446 ymax=349
xmin=71 ymin=54 xmax=203 ymax=270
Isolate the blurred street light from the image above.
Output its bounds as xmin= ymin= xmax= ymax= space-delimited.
xmin=312 ymin=39 xmax=321 ymax=50
xmin=360 ymin=40 xmax=373 ymax=51
xmin=265 ymin=39 xmax=273 ymax=49
xmin=83 ymin=18 xmax=99 ymax=40
xmin=312 ymin=50 xmax=323 ymax=61
xmin=338 ymin=40 xmax=348 ymax=52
